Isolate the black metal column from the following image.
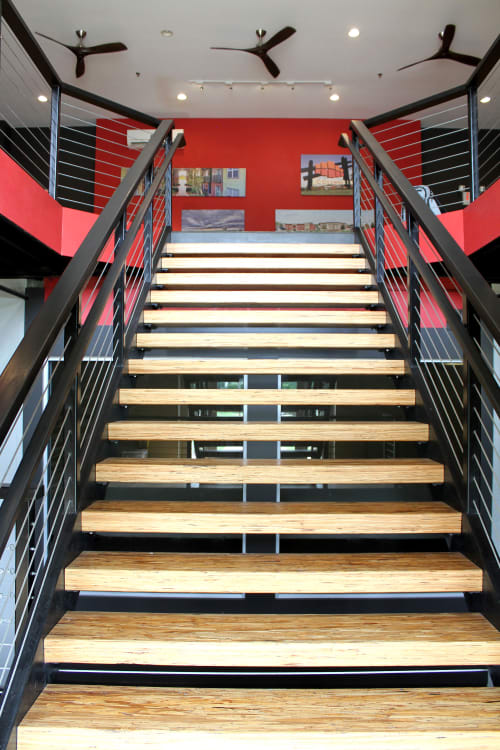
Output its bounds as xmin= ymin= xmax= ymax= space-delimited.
xmin=407 ymin=211 xmax=421 ymax=364
xmin=49 ymin=85 xmax=61 ymax=200
xmin=352 ymin=133 xmax=361 ymax=231
xmin=374 ymin=164 xmax=385 ymax=284
xmin=467 ymin=85 xmax=480 ymax=203
xmin=144 ymin=164 xmax=154 ymax=284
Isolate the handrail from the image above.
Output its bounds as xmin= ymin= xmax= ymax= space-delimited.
xmin=348 ymin=120 xmax=500 ymax=348
xmin=339 ymin=129 xmax=500 ymax=420
xmin=0 ymin=118 xmax=173 ymax=449
xmin=60 ymin=83 xmax=161 ymax=128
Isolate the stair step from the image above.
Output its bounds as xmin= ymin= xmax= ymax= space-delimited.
xmin=166 ymin=241 xmax=362 ymax=255
xmin=125 ymin=358 xmax=408 ymax=375
xmin=161 ymin=256 xmax=369 ymax=270
xmin=65 ymin=551 xmax=481 ymax=593
xmin=118 ymin=388 xmax=416 ymax=406
xmin=106 ymin=421 xmax=429 ymax=442
xmin=95 ymin=458 xmax=444 ymax=485
xmin=135 ymin=332 xmax=397 ymax=349
xmin=81 ymin=501 xmax=461 ymax=534
xmin=150 ymin=290 xmax=382 ymax=305
xmin=44 ymin=612 xmax=500 ymax=667
xmin=154 ymin=272 xmax=375 ymax=287
xmin=21 ymin=685 xmax=500 ymax=749
xmin=143 ymin=308 xmax=390 ymax=326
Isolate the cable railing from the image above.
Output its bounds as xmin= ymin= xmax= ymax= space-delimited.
xmin=340 ymin=118 xmax=500 ymax=606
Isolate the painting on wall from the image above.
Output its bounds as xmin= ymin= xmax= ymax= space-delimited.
xmin=182 ymin=209 xmax=245 ymax=231
xmin=276 ymin=209 xmax=354 ymax=233
xmin=300 ymin=155 xmax=353 ymax=196
xmin=173 ymin=168 xmax=246 ymax=197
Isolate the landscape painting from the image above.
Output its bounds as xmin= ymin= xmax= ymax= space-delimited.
xmin=173 ymin=168 xmax=246 ymax=197
xmin=300 ymin=155 xmax=353 ymax=196
xmin=276 ymin=209 xmax=354 ymax=233
xmin=182 ymin=209 xmax=245 ymax=231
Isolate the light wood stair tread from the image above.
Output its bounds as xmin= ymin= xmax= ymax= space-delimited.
xmin=143 ymin=309 xmax=390 ymax=325
xmin=135 ymin=332 xmax=397 ymax=348
xmin=118 ymin=388 xmax=416 ymax=406
xmin=95 ymin=457 xmax=444 ymax=485
xmin=44 ymin=612 xmax=500 ymax=667
xmin=166 ymin=241 xmax=362 ymax=254
xmin=154 ymin=272 xmax=375 ymax=287
xmin=106 ymin=420 xmax=429 ymax=441
xmin=64 ymin=551 xmax=481 ymax=593
xmin=20 ymin=685 xmax=500 ymax=749
xmin=161 ymin=257 xmax=369 ymax=270
xmin=125 ymin=358 xmax=408 ymax=375
xmin=150 ymin=290 xmax=382 ymax=304
xmin=81 ymin=500 xmax=461 ymax=534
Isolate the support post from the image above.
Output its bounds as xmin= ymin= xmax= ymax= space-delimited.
xmin=467 ymin=85 xmax=480 ymax=203
xmin=352 ymin=133 xmax=361 ymax=231
xmin=113 ymin=213 xmax=126 ymax=368
xmin=49 ymin=85 xmax=61 ymax=199
xmin=407 ymin=210 xmax=421 ymax=363
xmin=374 ymin=163 xmax=385 ymax=283
xmin=144 ymin=164 xmax=154 ymax=283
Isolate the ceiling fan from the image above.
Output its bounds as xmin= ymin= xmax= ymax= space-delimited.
xmin=36 ymin=30 xmax=127 ymax=78
xmin=210 ymin=26 xmax=296 ymax=78
xmin=398 ymin=24 xmax=480 ymax=71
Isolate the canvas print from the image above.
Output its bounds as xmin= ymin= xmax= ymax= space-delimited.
xmin=276 ymin=209 xmax=354 ymax=232
xmin=182 ymin=209 xmax=245 ymax=231
xmin=173 ymin=168 xmax=246 ymax=197
xmin=300 ymin=155 xmax=353 ymax=196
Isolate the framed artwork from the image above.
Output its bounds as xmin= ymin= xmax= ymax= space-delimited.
xmin=182 ymin=209 xmax=245 ymax=231
xmin=173 ymin=168 xmax=246 ymax=196
xmin=300 ymin=155 xmax=353 ymax=196
xmin=276 ymin=209 xmax=354 ymax=232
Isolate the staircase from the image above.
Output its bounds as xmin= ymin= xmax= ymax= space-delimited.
xmin=17 ymin=239 xmax=500 ymax=748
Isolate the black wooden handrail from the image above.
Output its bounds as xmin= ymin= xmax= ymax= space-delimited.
xmin=0 ymin=119 xmax=173 ymax=449
xmin=339 ymin=128 xmax=500 ymax=419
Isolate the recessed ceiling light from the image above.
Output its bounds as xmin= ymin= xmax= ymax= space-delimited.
xmin=348 ymin=28 xmax=360 ymax=38
xmin=177 ymin=92 xmax=187 ymax=101
xmin=329 ymin=93 xmax=340 ymax=101
xmin=37 ymin=94 xmax=48 ymax=102
xmin=161 ymin=30 xmax=173 ymax=38
xmin=480 ymin=95 xmax=491 ymax=103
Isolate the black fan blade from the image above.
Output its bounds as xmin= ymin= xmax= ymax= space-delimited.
xmin=261 ymin=53 xmax=280 ymax=78
xmin=210 ymin=46 xmax=247 ymax=51
xmin=446 ymin=51 xmax=481 ymax=66
xmin=76 ymin=56 xmax=85 ymax=78
xmin=260 ymin=26 xmax=296 ymax=52
xmin=439 ymin=24 xmax=456 ymax=53
xmin=36 ymin=31 xmax=79 ymax=53
xmin=85 ymin=42 xmax=128 ymax=55
xmin=397 ymin=56 xmax=434 ymax=71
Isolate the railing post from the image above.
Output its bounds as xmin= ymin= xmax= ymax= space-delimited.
xmin=63 ymin=301 xmax=80 ymax=514
xmin=352 ymin=133 xmax=361 ymax=232
xmin=165 ymin=133 xmax=173 ymax=231
xmin=144 ymin=164 xmax=154 ymax=283
xmin=113 ymin=213 xmax=126 ymax=368
xmin=467 ymin=85 xmax=480 ymax=203
xmin=49 ymin=84 xmax=61 ymax=199
xmin=407 ymin=210 xmax=421 ymax=363
xmin=374 ymin=163 xmax=385 ymax=283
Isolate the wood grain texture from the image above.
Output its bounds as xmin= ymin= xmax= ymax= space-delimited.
xmin=94 ymin=457 xmax=444 ymax=485
xmin=105 ymin=420 xmax=429 ymax=442
xmin=125 ymin=358 xmax=408 ymax=375
xmin=154 ymin=272 xmax=375 ymax=287
xmin=64 ymin=551 xmax=481 ymax=593
xmin=143 ymin=309 xmax=390 ymax=326
xmin=135 ymin=332 xmax=397 ymax=349
xmin=44 ymin=612 xmax=500 ymax=667
xmin=118 ymin=388 xmax=416 ymax=406
xmin=166 ymin=241 xmax=362 ymax=254
xmin=149 ymin=290 xmax=382 ymax=305
xmin=161 ymin=257 xmax=369 ymax=270
xmin=20 ymin=686 xmax=500 ymax=749
xmin=81 ymin=501 xmax=461 ymax=535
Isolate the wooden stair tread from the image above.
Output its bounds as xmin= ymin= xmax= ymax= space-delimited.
xmin=118 ymin=388 xmax=416 ymax=406
xmin=143 ymin=309 xmax=390 ymax=325
xmin=166 ymin=241 xmax=362 ymax=254
xmin=135 ymin=332 xmax=397 ymax=348
xmin=20 ymin=685 xmax=500 ymax=749
xmin=44 ymin=612 xmax=500 ymax=667
xmin=106 ymin=420 xmax=429 ymax=441
xmin=95 ymin=457 xmax=444 ymax=485
xmin=125 ymin=358 xmax=408 ymax=375
xmin=150 ymin=290 xmax=382 ymax=304
xmin=154 ymin=272 xmax=375 ymax=287
xmin=64 ymin=551 xmax=481 ymax=593
xmin=81 ymin=500 xmax=461 ymax=534
xmin=161 ymin=257 xmax=369 ymax=270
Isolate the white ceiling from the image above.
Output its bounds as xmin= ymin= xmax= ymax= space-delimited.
xmin=13 ymin=0 xmax=500 ymax=120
